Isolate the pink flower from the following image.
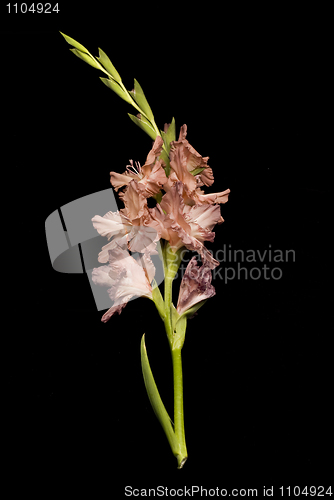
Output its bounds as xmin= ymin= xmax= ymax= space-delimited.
xmin=109 ymin=136 xmax=167 ymax=198
xmin=163 ymin=125 xmax=230 ymax=207
xmin=176 ymin=257 xmax=215 ymax=316
xmin=150 ymin=182 xmax=222 ymax=268
xmin=92 ymin=245 xmax=155 ymax=323
xmin=170 ymin=124 xmax=212 ymax=189
xmin=92 ymin=209 xmax=159 ymax=262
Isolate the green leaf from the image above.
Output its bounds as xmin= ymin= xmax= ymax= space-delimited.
xmin=97 ymin=48 xmax=122 ymax=83
xmin=160 ymin=118 xmax=176 ymax=176
xmin=60 ymin=32 xmax=91 ymax=55
xmin=140 ymin=335 xmax=176 ymax=448
xmin=100 ymin=77 xmax=132 ymax=103
xmin=128 ymin=113 xmax=157 ymax=141
xmin=70 ymin=49 xmax=103 ymax=70
xmin=165 ymin=117 xmax=176 ymax=144
xmin=151 ymin=281 xmax=165 ymax=321
xmin=130 ymin=79 xmax=154 ymax=122
xmin=190 ymin=166 xmax=206 ymax=176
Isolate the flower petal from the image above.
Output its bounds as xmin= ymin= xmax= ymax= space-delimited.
xmin=127 ymin=225 xmax=159 ymax=254
xmin=134 ymin=252 xmax=156 ymax=284
xmin=141 ymin=136 xmax=164 ymax=176
xmin=92 ymin=245 xmax=153 ymax=323
xmin=101 ymin=302 xmax=127 ymax=323
xmin=171 ymin=124 xmax=213 ymax=187
xmin=109 ymin=171 xmax=134 ymax=191
xmin=169 ymin=142 xmax=198 ymax=194
xmin=140 ymin=160 xmax=167 ymax=197
xmin=123 ymin=179 xmax=148 ymax=221
xmin=195 ymin=188 xmax=231 ymax=204
xmin=185 ymin=203 xmax=222 ymax=231
xmin=92 ymin=211 xmax=131 ymax=239
xmin=91 ymin=265 xmax=115 ymax=287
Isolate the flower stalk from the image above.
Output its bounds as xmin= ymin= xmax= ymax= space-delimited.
xmin=61 ymin=32 xmax=231 ymax=468
xmin=142 ymin=243 xmax=188 ymax=468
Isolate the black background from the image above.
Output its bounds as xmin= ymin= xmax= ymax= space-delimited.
xmin=3 ymin=3 xmax=332 ymax=495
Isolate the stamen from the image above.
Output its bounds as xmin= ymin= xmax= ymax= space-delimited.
xmin=126 ymin=160 xmax=143 ymax=178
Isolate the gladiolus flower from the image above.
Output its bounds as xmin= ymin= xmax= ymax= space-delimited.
xmin=151 ymin=182 xmax=222 ymax=268
xmin=92 ymin=209 xmax=159 ymax=261
xmin=110 ymin=136 xmax=167 ymax=198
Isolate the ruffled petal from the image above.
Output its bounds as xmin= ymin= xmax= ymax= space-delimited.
xmin=92 ymin=211 xmax=131 ymax=239
xmin=109 ymin=171 xmax=134 ymax=191
xmin=91 ymin=265 xmax=115 ymax=287
xmin=141 ymin=136 xmax=164 ymax=176
xmin=170 ymin=124 xmax=213 ymax=188
xmin=169 ymin=142 xmax=198 ymax=195
xmin=92 ymin=245 xmax=153 ymax=323
xmin=148 ymin=205 xmax=171 ymax=241
xmin=195 ymin=188 xmax=231 ymax=204
xmin=139 ymin=160 xmax=167 ymax=197
xmin=127 ymin=225 xmax=159 ymax=254
xmin=185 ymin=203 xmax=222 ymax=231
xmin=123 ymin=179 xmax=148 ymax=221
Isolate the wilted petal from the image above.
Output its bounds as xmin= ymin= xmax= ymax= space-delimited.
xmin=101 ymin=303 xmax=127 ymax=323
xmin=177 ymin=257 xmax=215 ymax=315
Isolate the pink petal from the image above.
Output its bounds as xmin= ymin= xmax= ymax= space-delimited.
xmin=195 ymin=188 xmax=231 ymax=204
xmin=171 ymin=124 xmax=213 ymax=187
xmin=127 ymin=225 xmax=159 ymax=254
xmin=93 ymin=245 xmax=154 ymax=323
xmin=101 ymin=302 xmax=127 ymax=323
xmin=185 ymin=203 xmax=222 ymax=231
xmin=123 ymin=180 xmax=148 ymax=221
xmin=134 ymin=252 xmax=156 ymax=284
xmin=140 ymin=160 xmax=167 ymax=196
xmin=169 ymin=144 xmax=197 ymax=194
xmin=148 ymin=205 xmax=171 ymax=241
xmin=91 ymin=265 xmax=115 ymax=287
xmin=92 ymin=211 xmax=131 ymax=239
xmin=141 ymin=136 xmax=164 ymax=176
xmin=109 ymin=171 xmax=133 ymax=191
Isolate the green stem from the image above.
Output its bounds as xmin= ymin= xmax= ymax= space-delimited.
xmin=171 ymin=347 xmax=187 ymax=468
xmin=144 ymin=242 xmax=188 ymax=468
xmin=162 ymin=243 xmax=187 ymax=468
